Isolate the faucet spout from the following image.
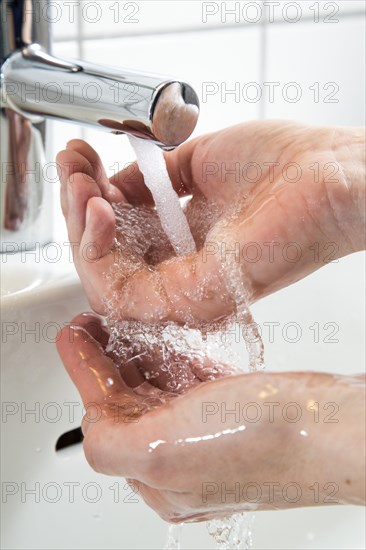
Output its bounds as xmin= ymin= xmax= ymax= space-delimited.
xmin=0 ymin=0 xmax=199 ymax=253
xmin=2 ymin=43 xmax=200 ymax=149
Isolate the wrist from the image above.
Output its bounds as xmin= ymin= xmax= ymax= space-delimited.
xmin=288 ymin=372 xmax=365 ymax=506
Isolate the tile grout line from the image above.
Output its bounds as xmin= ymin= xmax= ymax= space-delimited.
xmin=77 ymin=2 xmax=86 ymax=141
xmin=76 ymin=1 xmax=84 ymax=59
xmin=258 ymin=0 xmax=266 ymax=120
xmin=259 ymin=17 xmax=267 ymax=120
xmin=53 ymin=10 xmax=366 ymax=44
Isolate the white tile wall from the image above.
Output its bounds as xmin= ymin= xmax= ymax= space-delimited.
xmin=252 ymin=252 xmax=366 ymax=376
xmin=49 ymin=1 xmax=366 ymax=42
xmin=51 ymin=0 xmax=264 ymax=41
xmin=263 ymin=16 xmax=365 ymax=125
xmin=80 ymin=0 xmax=215 ymax=37
xmin=258 ymin=0 xmax=365 ymax=23
xmin=77 ymin=1 xmax=347 ymax=38
xmin=332 ymin=0 xmax=366 ymax=13
xmin=49 ymin=1 xmax=80 ymax=41
xmin=78 ymin=1 xmax=366 ymax=37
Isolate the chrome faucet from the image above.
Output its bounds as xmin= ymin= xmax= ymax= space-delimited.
xmin=0 ymin=0 xmax=199 ymax=252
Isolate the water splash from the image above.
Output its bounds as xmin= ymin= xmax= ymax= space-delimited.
xmin=207 ymin=512 xmax=255 ymax=550
xmin=104 ymin=137 xmax=265 ymax=548
xmin=164 ymin=524 xmax=183 ymax=550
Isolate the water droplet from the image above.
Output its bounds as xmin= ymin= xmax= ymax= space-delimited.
xmin=104 ymin=137 xmax=266 ymax=550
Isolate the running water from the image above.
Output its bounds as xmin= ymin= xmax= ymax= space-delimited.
xmin=105 ymin=137 xmax=264 ymax=549
xmin=207 ymin=512 xmax=255 ymax=550
xmin=128 ymin=135 xmax=196 ymax=256
xmin=164 ymin=524 xmax=183 ymax=550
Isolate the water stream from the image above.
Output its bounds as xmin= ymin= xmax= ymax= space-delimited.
xmin=105 ymin=137 xmax=264 ymax=549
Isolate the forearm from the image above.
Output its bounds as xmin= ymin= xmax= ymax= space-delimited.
xmin=320 ymin=374 xmax=366 ymax=504
xmin=182 ymin=371 xmax=366 ymax=511
xmin=288 ymin=372 xmax=366 ymax=506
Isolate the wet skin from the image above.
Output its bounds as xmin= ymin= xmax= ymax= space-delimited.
xmin=57 ymin=314 xmax=365 ymax=522
xmin=56 ymin=120 xmax=365 ymax=324
xmin=56 ymin=121 xmax=366 ymax=520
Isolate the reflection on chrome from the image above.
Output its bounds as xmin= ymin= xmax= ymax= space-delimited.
xmin=0 ymin=0 xmax=199 ymax=253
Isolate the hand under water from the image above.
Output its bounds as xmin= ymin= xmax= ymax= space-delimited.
xmin=56 ymin=120 xmax=365 ymax=324
xmin=56 ymin=121 xmax=366 ymax=520
xmin=57 ymin=313 xmax=365 ymax=522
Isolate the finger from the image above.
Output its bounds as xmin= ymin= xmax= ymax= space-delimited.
xmin=164 ymin=139 xmax=198 ymax=196
xmin=57 ymin=149 xmax=95 ymax=218
xmin=109 ymin=161 xmax=154 ymax=206
xmin=70 ymin=313 xmax=110 ymax=349
xmin=56 ymin=148 xmax=95 ymax=184
xmin=105 ymin=335 xmax=181 ymax=395
xmin=106 ymin=331 xmax=199 ymax=393
xmin=80 ymin=196 xmax=116 ymax=260
xmin=119 ymin=362 xmax=175 ymax=401
xmin=65 ymin=315 xmax=167 ymax=402
xmin=56 ymin=326 xmax=134 ymax=407
xmin=119 ymin=361 xmax=147 ymax=388
xmin=190 ymin=357 xmax=240 ymax=382
xmin=66 ymin=172 xmax=102 ymax=244
xmin=67 ymin=139 xmax=125 ymax=203
xmin=132 ymin=352 xmax=200 ymax=393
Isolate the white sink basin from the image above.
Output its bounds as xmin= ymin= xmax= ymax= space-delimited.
xmin=1 ymin=251 xmax=80 ymax=300
xmin=1 ymin=249 xmax=365 ymax=549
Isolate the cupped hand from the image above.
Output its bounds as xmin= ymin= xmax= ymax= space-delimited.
xmin=56 ymin=121 xmax=365 ymax=323
xmin=57 ymin=314 xmax=365 ymax=522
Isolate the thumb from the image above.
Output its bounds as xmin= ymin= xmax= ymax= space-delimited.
xmin=56 ymin=325 xmax=152 ymax=478
xmin=108 ymin=134 xmax=202 ymax=205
